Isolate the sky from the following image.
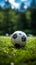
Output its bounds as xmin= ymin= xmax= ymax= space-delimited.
xmin=0 ymin=0 xmax=32 ymax=11
xmin=9 ymin=0 xmax=32 ymax=10
xmin=0 ymin=0 xmax=5 ymax=2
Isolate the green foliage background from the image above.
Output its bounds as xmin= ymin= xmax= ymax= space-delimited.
xmin=0 ymin=7 xmax=36 ymax=35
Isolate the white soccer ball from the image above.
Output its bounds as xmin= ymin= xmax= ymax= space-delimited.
xmin=11 ymin=31 xmax=27 ymax=47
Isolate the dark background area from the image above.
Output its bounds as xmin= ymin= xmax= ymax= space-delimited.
xmin=0 ymin=0 xmax=36 ymax=35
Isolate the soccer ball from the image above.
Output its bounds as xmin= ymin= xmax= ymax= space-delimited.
xmin=11 ymin=31 xmax=27 ymax=48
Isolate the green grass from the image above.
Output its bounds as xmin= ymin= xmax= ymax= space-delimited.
xmin=0 ymin=36 xmax=36 ymax=65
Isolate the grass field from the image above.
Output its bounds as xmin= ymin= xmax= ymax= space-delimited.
xmin=0 ymin=36 xmax=36 ymax=65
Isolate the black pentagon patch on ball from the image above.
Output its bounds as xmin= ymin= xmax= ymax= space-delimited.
xmin=22 ymin=36 xmax=26 ymax=42
xmin=14 ymin=44 xmax=21 ymax=48
xmin=19 ymin=33 xmax=22 ymax=35
xmin=13 ymin=33 xmax=17 ymax=39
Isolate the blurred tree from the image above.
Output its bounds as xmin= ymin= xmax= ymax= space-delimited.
xmin=26 ymin=9 xmax=31 ymax=29
xmin=31 ymin=9 xmax=36 ymax=35
xmin=20 ymin=2 xmax=25 ymax=12
xmin=3 ymin=1 xmax=14 ymax=35
xmin=15 ymin=2 xmax=28 ymax=31
xmin=15 ymin=12 xmax=28 ymax=31
xmin=0 ymin=6 xmax=2 ymax=11
xmin=31 ymin=0 xmax=36 ymax=8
